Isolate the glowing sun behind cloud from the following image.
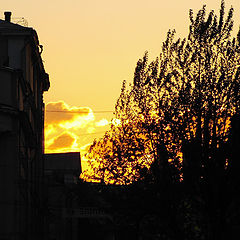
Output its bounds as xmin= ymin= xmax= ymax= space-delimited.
xmin=44 ymin=100 xmax=113 ymax=171
xmin=46 ymin=101 xmax=94 ymax=126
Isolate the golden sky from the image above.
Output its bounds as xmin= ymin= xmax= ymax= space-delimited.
xmin=44 ymin=100 xmax=112 ymax=170
xmin=1 ymin=0 xmax=240 ymax=171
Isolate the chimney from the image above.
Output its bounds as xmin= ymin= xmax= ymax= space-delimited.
xmin=4 ymin=12 xmax=12 ymax=22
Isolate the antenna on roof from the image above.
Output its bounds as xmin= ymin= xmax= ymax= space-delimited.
xmin=3 ymin=12 xmax=28 ymax=27
xmin=12 ymin=17 xmax=28 ymax=27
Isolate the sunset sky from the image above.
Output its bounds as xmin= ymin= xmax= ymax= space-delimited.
xmin=1 ymin=0 xmax=240 ymax=171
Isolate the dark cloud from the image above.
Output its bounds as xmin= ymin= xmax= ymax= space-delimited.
xmin=48 ymin=132 xmax=76 ymax=150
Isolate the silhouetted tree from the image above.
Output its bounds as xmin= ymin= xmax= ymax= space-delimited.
xmin=82 ymin=80 xmax=154 ymax=184
xmin=172 ymin=2 xmax=240 ymax=239
xmin=82 ymin=2 xmax=240 ymax=238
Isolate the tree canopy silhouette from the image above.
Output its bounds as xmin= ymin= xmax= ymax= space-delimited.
xmin=82 ymin=0 xmax=240 ymax=188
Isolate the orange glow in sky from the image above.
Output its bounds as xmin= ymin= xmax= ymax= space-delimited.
xmin=44 ymin=100 xmax=112 ymax=170
xmin=2 ymin=0 xmax=240 ymax=171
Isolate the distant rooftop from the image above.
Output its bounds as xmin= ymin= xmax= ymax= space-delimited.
xmin=45 ymin=152 xmax=82 ymax=173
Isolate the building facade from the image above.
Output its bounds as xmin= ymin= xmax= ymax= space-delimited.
xmin=0 ymin=12 xmax=49 ymax=240
xmin=44 ymin=152 xmax=115 ymax=240
xmin=44 ymin=152 xmax=81 ymax=240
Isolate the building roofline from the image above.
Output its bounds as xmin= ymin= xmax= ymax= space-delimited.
xmin=0 ymin=18 xmax=50 ymax=91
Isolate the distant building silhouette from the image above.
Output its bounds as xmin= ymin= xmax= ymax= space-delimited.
xmin=0 ymin=12 xmax=49 ymax=240
xmin=44 ymin=152 xmax=82 ymax=240
xmin=44 ymin=152 xmax=117 ymax=240
xmin=45 ymin=152 xmax=81 ymax=185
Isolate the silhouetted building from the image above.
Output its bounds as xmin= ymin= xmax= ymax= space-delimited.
xmin=0 ymin=12 xmax=49 ymax=240
xmin=44 ymin=152 xmax=81 ymax=240
xmin=44 ymin=152 xmax=115 ymax=240
xmin=45 ymin=152 xmax=81 ymax=184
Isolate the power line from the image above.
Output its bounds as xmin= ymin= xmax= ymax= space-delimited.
xmin=46 ymin=110 xmax=114 ymax=114
xmin=77 ymin=131 xmax=107 ymax=136
xmin=45 ymin=131 xmax=107 ymax=139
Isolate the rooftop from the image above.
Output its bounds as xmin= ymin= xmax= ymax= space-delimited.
xmin=0 ymin=12 xmax=33 ymax=34
xmin=45 ymin=152 xmax=82 ymax=173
